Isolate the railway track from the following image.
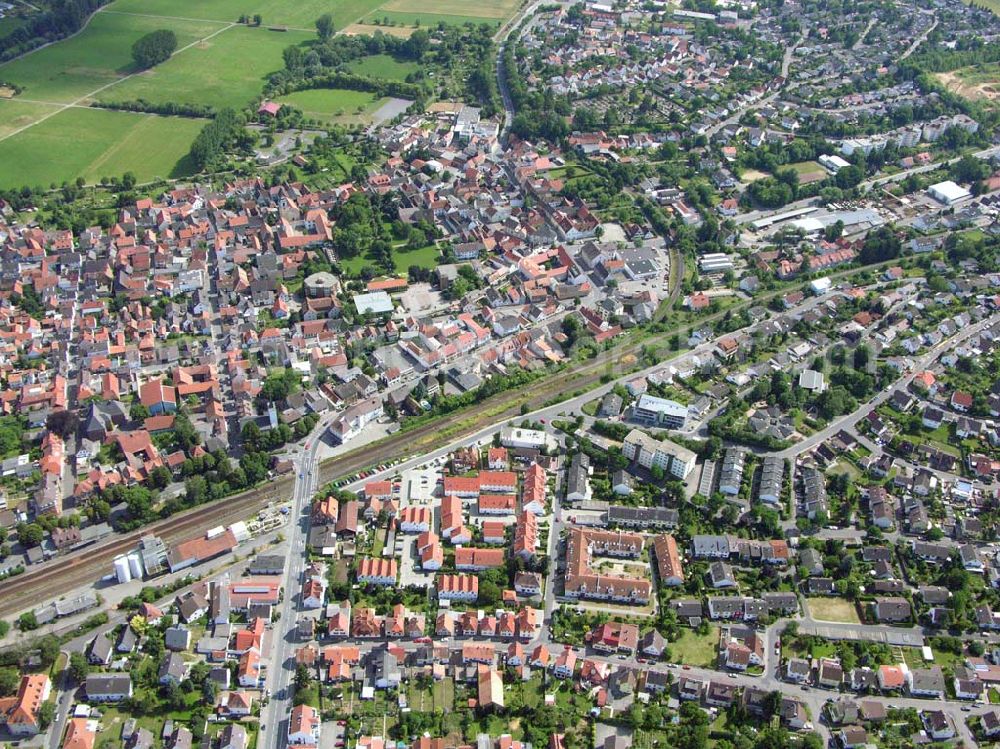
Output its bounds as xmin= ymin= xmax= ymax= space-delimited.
xmin=0 ymin=259 xmax=901 ymax=617
xmin=0 ymin=475 xmax=293 ymax=617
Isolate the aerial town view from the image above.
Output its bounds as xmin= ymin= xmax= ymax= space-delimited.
xmin=3 ymin=0 xmax=1000 ymax=747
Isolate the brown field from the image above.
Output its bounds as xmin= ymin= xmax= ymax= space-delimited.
xmin=342 ymin=22 xmax=415 ymax=37
xmin=741 ymin=168 xmax=769 ymax=183
xmin=936 ymin=68 xmax=1000 ymax=104
xmin=427 ymin=100 xmax=464 ymax=113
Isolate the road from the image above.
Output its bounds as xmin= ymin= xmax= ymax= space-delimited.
xmin=704 ymin=32 xmax=803 ymax=139
xmin=495 ymin=0 xmax=561 ymax=137
xmin=36 ymin=535 xmax=285 ymax=749
xmin=773 ymin=314 xmax=996 ymax=460
xmin=900 ymin=14 xmax=937 ymax=60
xmin=261 ymin=427 xmax=328 ymax=748
xmin=0 ymin=473 xmax=293 ymax=618
xmin=0 ymin=252 xmax=920 ymax=622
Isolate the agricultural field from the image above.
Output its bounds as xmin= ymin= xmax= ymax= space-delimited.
xmin=0 ymin=108 xmax=203 ymax=189
xmin=937 ymin=63 xmax=1000 ymax=106
xmin=105 ymin=0 xmax=388 ymax=30
xmin=275 ymin=88 xmax=389 ymax=125
xmin=348 ymin=53 xmax=419 ymax=81
xmin=95 ymin=26 xmax=313 ymax=110
xmin=363 ymin=0 xmax=520 ymax=27
xmin=0 ymin=98 xmax=59 ymax=139
xmin=0 ymin=12 xmax=226 ymax=103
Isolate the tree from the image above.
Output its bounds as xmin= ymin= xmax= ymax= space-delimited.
xmin=69 ymin=652 xmax=90 ymax=682
xmin=859 ymin=226 xmax=901 ymax=265
xmin=479 ymin=580 xmax=501 ymax=607
xmin=17 ymin=522 xmax=44 ymax=547
xmin=17 ymin=611 xmax=38 ymax=631
xmin=46 ymin=409 xmax=78 ymax=438
xmin=130 ymin=402 xmax=151 ymax=422
xmin=0 ymin=667 xmax=19 ymax=696
xmin=315 ymin=13 xmax=334 ymax=40
xmin=38 ymin=701 xmax=55 ymax=730
xmin=253 ymin=13 xmax=262 ymax=25
xmin=131 ymin=29 xmax=177 ymax=69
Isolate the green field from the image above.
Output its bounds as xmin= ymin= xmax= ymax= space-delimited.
xmin=670 ymin=626 xmax=720 ymax=668
xmin=104 ymin=0 xmax=389 ymax=29
xmin=275 ymin=88 xmax=388 ymax=124
xmin=0 ymin=108 xmax=204 ymax=189
xmin=340 ymin=243 xmax=440 ymax=275
xmin=96 ymin=26 xmax=313 ymax=110
xmin=361 ymin=0 xmax=517 ymax=29
xmin=347 ymin=53 xmax=419 ymax=80
xmin=364 ymin=10 xmax=504 ymax=26
xmin=0 ymin=12 xmax=226 ymax=103
xmin=0 ymin=98 xmax=60 ymax=138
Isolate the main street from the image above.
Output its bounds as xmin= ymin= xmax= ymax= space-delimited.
xmin=261 ymin=421 xmax=329 ymax=748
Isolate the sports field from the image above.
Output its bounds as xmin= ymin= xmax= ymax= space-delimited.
xmin=274 ymin=88 xmax=389 ymax=125
xmin=788 ymin=160 xmax=826 ymax=185
xmin=0 ymin=108 xmax=204 ymax=189
xmin=0 ymin=12 xmax=226 ymax=103
xmin=348 ymin=54 xmax=419 ymax=81
xmin=96 ymin=26 xmax=313 ymax=110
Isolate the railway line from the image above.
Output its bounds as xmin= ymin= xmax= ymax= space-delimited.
xmin=0 ymin=475 xmax=293 ymax=617
xmin=0 ymin=258 xmax=900 ymax=618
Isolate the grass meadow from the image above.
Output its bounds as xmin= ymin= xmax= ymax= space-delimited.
xmin=0 ymin=99 xmax=61 ymax=139
xmin=95 ymin=26 xmax=313 ymax=110
xmin=0 ymin=108 xmax=204 ymax=189
xmin=347 ymin=53 xmax=419 ymax=80
xmin=104 ymin=0 xmax=390 ymax=29
xmin=275 ymin=88 xmax=389 ymax=124
xmin=0 ymin=12 xmax=226 ymax=102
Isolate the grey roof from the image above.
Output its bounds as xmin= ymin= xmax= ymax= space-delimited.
xmin=692 ymin=534 xmax=730 ymax=557
xmin=86 ymin=673 xmax=132 ymax=696
xmin=607 ymin=505 xmax=678 ymax=528
xmin=910 ymin=667 xmax=945 ymax=693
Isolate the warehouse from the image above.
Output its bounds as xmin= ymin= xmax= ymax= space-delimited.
xmin=927 ymin=180 xmax=971 ymax=206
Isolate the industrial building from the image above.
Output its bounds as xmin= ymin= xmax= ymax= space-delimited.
xmin=927 ymin=180 xmax=971 ymax=206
